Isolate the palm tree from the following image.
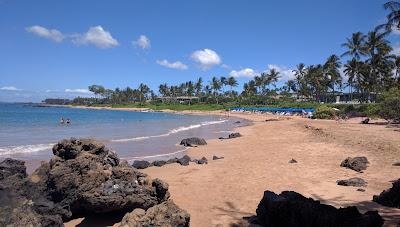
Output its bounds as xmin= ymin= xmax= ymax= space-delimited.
xmin=138 ymin=83 xmax=150 ymax=103
xmin=211 ymin=77 xmax=221 ymax=104
xmin=343 ymin=58 xmax=360 ymax=102
xmin=376 ymin=1 xmax=400 ymax=33
xmin=158 ymin=83 xmax=169 ymax=97
xmin=254 ymin=75 xmax=263 ymax=95
xmin=267 ymin=69 xmax=280 ymax=90
xmin=227 ymin=77 xmax=238 ymax=96
xmin=341 ymin=32 xmax=367 ymax=60
xmin=395 ymin=56 xmax=400 ymax=82
xmin=324 ymin=54 xmax=342 ymax=100
xmin=194 ymin=77 xmax=203 ymax=97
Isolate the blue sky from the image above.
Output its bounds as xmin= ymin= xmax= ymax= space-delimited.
xmin=0 ymin=0 xmax=398 ymax=102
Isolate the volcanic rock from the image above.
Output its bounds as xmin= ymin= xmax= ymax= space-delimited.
xmin=340 ymin=156 xmax=369 ymax=172
xmin=373 ymin=179 xmax=400 ymax=208
xmin=132 ymin=160 xmax=152 ymax=169
xmin=180 ymin=137 xmax=207 ymax=147
xmin=337 ymin=177 xmax=367 ymax=187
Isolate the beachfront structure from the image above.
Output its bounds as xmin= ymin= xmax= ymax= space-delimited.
xmin=156 ymin=96 xmax=199 ymax=104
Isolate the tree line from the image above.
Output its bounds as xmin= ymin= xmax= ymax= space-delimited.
xmin=73 ymin=1 xmax=400 ymax=106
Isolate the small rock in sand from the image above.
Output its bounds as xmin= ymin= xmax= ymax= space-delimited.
xmin=152 ymin=160 xmax=167 ymax=167
xmin=132 ymin=160 xmax=152 ymax=169
xmin=288 ymin=159 xmax=297 ymax=164
xmin=392 ymin=162 xmax=400 ymax=166
xmin=337 ymin=177 xmax=367 ymax=187
xmin=357 ymin=188 xmax=366 ymax=192
xmin=228 ymin=132 xmax=242 ymax=139
xmin=212 ymin=155 xmax=224 ymax=160
xmin=196 ymin=157 xmax=208 ymax=165
xmin=340 ymin=156 xmax=369 ymax=172
xmin=177 ymin=155 xmax=191 ymax=166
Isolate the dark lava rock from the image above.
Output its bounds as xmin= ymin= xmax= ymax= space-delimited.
xmin=212 ymin=155 xmax=224 ymax=160
xmin=196 ymin=157 xmax=208 ymax=165
xmin=0 ymin=138 xmax=176 ymax=225
xmin=228 ymin=132 xmax=242 ymax=139
xmin=152 ymin=160 xmax=167 ymax=167
xmin=132 ymin=160 xmax=152 ymax=169
xmin=235 ymin=121 xmax=241 ymax=124
xmin=251 ymin=190 xmax=384 ymax=227
xmin=357 ymin=188 xmax=366 ymax=192
xmin=119 ymin=200 xmax=190 ymax=227
xmin=392 ymin=162 xmax=400 ymax=166
xmin=177 ymin=155 xmax=191 ymax=166
xmin=166 ymin=158 xmax=179 ymax=164
xmin=361 ymin=118 xmax=370 ymax=124
xmin=340 ymin=156 xmax=369 ymax=172
xmin=0 ymin=158 xmax=27 ymax=180
xmin=373 ymin=179 xmax=400 ymax=208
xmin=288 ymin=159 xmax=298 ymax=164
xmin=180 ymin=137 xmax=207 ymax=147
xmin=337 ymin=177 xmax=367 ymax=187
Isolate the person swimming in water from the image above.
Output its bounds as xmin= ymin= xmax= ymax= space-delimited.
xmin=60 ymin=117 xmax=65 ymax=124
xmin=66 ymin=118 xmax=71 ymax=124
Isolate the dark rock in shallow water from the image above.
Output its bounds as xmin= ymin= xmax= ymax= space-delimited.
xmin=228 ymin=132 xmax=242 ymax=138
xmin=337 ymin=177 xmax=367 ymax=187
xmin=373 ymin=179 xmax=400 ymax=208
xmin=340 ymin=156 xmax=369 ymax=172
xmin=252 ymin=190 xmax=384 ymax=227
xmin=212 ymin=155 xmax=224 ymax=160
xmin=288 ymin=159 xmax=297 ymax=164
xmin=177 ymin=155 xmax=191 ymax=166
xmin=132 ymin=160 xmax=152 ymax=169
xmin=152 ymin=160 xmax=167 ymax=167
xmin=180 ymin=137 xmax=207 ymax=147
xmin=119 ymin=200 xmax=190 ymax=227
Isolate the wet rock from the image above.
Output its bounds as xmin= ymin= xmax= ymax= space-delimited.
xmin=166 ymin=158 xmax=178 ymax=164
xmin=177 ymin=155 xmax=191 ymax=166
xmin=251 ymin=190 xmax=384 ymax=227
xmin=373 ymin=179 xmax=400 ymax=208
xmin=340 ymin=156 xmax=369 ymax=172
xmin=152 ymin=160 xmax=167 ymax=167
xmin=288 ymin=159 xmax=297 ymax=164
xmin=337 ymin=177 xmax=367 ymax=187
xmin=212 ymin=155 xmax=224 ymax=160
xmin=228 ymin=132 xmax=242 ymax=138
xmin=132 ymin=160 xmax=152 ymax=169
xmin=119 ymin=200 xmax=190 ymax=227
xmin=234 ymin=121 xmax=241 ymax=124
xmin=180 ymin=137 xmax=207 ymax=147
xmin=196 ymin=157 xmax=208 ymax=165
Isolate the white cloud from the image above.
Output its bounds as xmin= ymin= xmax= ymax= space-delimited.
xmin=132 ymin=35 xmax=151 ymax=49
xmin=72 ymin=26 xmax=119 ymax=48
xmin=64 ymin=89 xmax=92 ymax=94
xmin=190 ymin=49 xmax=221 ymax=70
xmin=26 ymin=25 xmax=64 ymax=42
xmin=221 ymin=64 xmax=231 ymax=70
xmin=156 ymin=59 xmax=188 ymax=70
xmin=229 ymin=68 xmax=257 ymax=78
xmin=0 ymin=86 xmax=20 ymax=91
xmin=267 ymin=64 xmax=294 ymax=81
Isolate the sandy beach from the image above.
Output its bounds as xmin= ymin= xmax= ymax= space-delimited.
xmin=139 ymin=112 xmax=400 ymax=227
xmin=56 ymin=109 xmax=400 ymax=226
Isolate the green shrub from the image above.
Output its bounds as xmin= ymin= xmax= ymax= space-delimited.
xmin=313 ymin=105 xmax=337 ymax=119
xmin=378 ymin=87 xmax=400 ymax=122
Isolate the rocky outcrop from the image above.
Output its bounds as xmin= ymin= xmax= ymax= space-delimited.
xmin=119 ymin=200 xmax=190 ymax=227
xmin=337 ymin=177 xmax=367 ymax=187
xmin=340 ymin=156 xmax=369 ymax=172
xmin=228 ymin=132 xmax=242 ymax=138
xmin=152 ymin=160 xmax=166 ymax=167
xmin=0 ymin=138 xmax=181 ymax=226
xmin=251 ymin=190 xmax=384 ymax=227
xmin=132 ymin=160 xmax=152 ymax=169
xmin=180 ymin=137 xmax=207 ymax=147
xmin=373 ymin=179 xmax=400 ymax=208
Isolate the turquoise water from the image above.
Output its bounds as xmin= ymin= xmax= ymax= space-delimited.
xmin=0 ymin=103 xmax=243 ymax=162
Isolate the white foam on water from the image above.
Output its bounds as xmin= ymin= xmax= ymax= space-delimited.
xmin=111 ymin=120 xmax=227 ymax=143
xmin=127 ymin=147 xmax=190 ymax=161
xmin=0 ymin=143 xmax=54 ymax=156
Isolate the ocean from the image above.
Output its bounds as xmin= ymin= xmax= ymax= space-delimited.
xmin=0 ymin=103 xmax=244 ymax=163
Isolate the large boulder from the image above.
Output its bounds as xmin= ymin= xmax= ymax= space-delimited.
xmin=340 ymin=156 xmax=369 ymax=172
xmin=119 ymin=200 xmax=190 ymax=227
xmin=337 ymin=178 xmax=367 ymax=187
xmin=180 ymin=137 xmax=207 ymax=147
xmin=373 ymin=179 xmax=400 ymax=208
xmin=46 ymin=138 xmax=170 ymax=217
xmin=251 ymin=190 xmax=383 ymax=227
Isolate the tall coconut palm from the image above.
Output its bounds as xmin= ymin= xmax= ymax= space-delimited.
xmin=324 ymin=54 xmax=342 ymax=100
xmin=138 ymin=83 xmax=150 ymax=103
xmin=341 ymin=32 xmax=367 ymax=60
xmin=376 ymin=1 xmax=400 ymax=33
xmin=211 ymin=77 xmax=221 ymax=104
xmin=227 ymin=76 xmax=238 ymax=95
xmin=220 ymin=76 xmax=227 ymax=95
xmin=194 ymin=77 xmax=203 ymax=97
xmin=267 ymin=69 xmax=280 ymax=89
xmin=343 ymin=58 xmax=360 ymax=101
